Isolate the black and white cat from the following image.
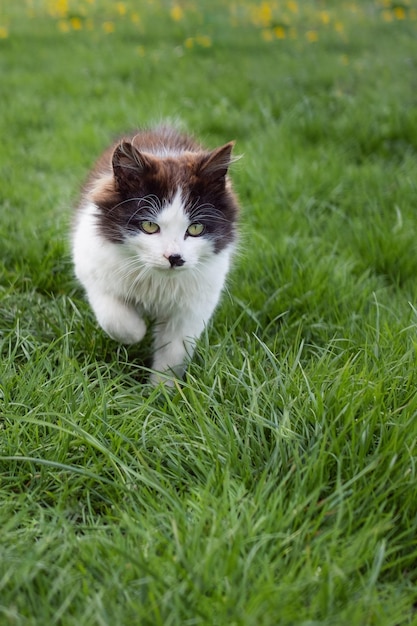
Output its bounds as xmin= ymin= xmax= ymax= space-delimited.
xmin=72 ymin=125 xmax=240 ymax=384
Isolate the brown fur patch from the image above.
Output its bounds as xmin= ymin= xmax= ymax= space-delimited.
xmin=77 ymin=126 xmax=240 ymax=250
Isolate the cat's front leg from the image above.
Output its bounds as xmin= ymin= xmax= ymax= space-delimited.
xmin=87 ymin=289 xmax=147 ymax=345
xmin=150 ymin=316 xmax=202 ymax=386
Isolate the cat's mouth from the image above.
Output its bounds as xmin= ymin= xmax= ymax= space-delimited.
xmin=166 ymin=265 xmax=187 ymax=273
xmin=154 ymin=262 xmax=188 ymax=273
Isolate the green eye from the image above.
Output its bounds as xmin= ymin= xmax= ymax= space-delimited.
xmin=187 ymin=223 xmax=205 ymax=237
xmin=140 ymin=221 xmax=159 ymax=234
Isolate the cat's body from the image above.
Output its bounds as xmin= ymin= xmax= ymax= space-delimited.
xmin=72 ymin=126 xmax=239 ymax=384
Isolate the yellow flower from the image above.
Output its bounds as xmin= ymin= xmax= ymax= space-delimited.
xmin=70 ymin=17 xmax=82 ymax=30
xmin=274 ymin=26 xmax=286 ymax=39
xmin=116 ymin=3 xmax=127 ymax=16
xmin=306 ymin=30 xmax=318 ymax=42
xmin=394 ymin=7 xmax=406 ymax=20
xmin=196 ymin=35 xmax=212 ymax=48
xmin=103 ymin=21 xmax=115 ymax=33
xmin=286 ymin=1 xmax=298 ymax=14
xmin=252 ymin=2 xmax=273 ymax=28
xmin=170 ymin=5 xmax=184 ymax=22
xmin=183 ymin=35 xmax=212 ymax=49
xmin=320 ymin=11 xmax=330 ymax=25
xmin=48 ymin=0 xmax=68 ymax=19
xmin=0 ymin=26 xmax=9 ymax=39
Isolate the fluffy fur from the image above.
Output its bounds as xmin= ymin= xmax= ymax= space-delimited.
xmin=72 ymin=125 xmax=240 ymax=384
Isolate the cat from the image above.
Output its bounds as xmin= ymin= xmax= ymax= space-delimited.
xmin=72 ymin=125 xmax=240 ymax=385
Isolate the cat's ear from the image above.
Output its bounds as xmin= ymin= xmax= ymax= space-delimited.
xmin=112 ymin=141 xmax=156 ymax=190
xmin=198 ymin=142 xmax=235 ymax=182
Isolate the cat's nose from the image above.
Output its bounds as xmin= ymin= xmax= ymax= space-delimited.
xmin=168 ymin=254 xmax=185 ymax=268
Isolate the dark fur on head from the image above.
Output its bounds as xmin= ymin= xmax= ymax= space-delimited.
xmin=83 ymin=126 xmax=240 ymax=253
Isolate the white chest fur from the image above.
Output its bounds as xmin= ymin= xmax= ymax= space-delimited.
xmin=72 ymin=199 xmax=234 ymax=384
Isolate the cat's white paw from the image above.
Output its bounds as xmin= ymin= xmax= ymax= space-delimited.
xmin=100 ymin=315 xmax=146 ymax=345
xmin=149 ymin=354 xmax=186 ymax=387
xmin=106 ymin=318 xmax=146 ymax=344
xmin=93 ymin=299 xmax=146 ymax=345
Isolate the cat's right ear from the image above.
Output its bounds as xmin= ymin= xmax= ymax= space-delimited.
xmin=112 ymin=141 xmax=156 ymax=191
xmin=196 ymin=142 xmax=236 ymax=185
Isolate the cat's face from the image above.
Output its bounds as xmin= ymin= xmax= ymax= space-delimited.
xmin=122 ymin=188 xmax=221 ymax=272
xmin=93 ymin=140 xmax=239 ymax=272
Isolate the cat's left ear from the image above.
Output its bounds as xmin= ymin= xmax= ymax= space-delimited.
xmin=112 ymin=141 xmax=157 ymax=192
xmin=198 ymin=142 xmax=235 ymax=182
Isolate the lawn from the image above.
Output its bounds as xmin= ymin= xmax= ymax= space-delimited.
xmin=1 ymin=1 xmax=417 ymax=624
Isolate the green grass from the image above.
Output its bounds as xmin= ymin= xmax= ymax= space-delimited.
xmin=1 ymin=1 xmax=417 ymax=624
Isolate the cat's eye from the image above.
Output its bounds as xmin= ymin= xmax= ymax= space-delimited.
xmin=187 ymin=223 xmax=205 ymax=237
xmin=140 ymin=221 xmax=160 ymax=234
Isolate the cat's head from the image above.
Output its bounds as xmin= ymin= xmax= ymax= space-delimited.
xmin=93 ymin=140 xmax=239 ymax=272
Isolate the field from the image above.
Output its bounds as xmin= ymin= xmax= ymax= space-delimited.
xmin=1 ymin=1 xmax=417 ymax=624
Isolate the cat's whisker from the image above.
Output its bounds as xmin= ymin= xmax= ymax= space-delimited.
xmin=104 ymin=197 xmax=141 ymax=213
xmin=193 ymin=213 xmax=231 ymax=224
xmin=102 ymin=194 xmax=163 ymax=222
